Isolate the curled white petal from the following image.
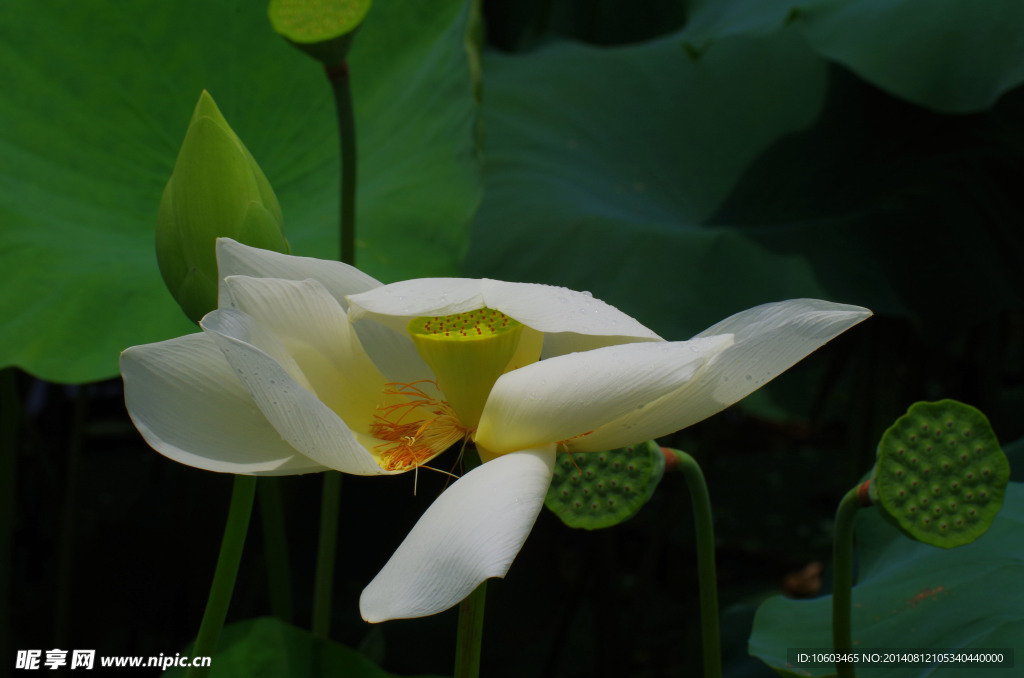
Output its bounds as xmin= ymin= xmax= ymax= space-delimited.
xmin=479 ymin=279 xmax=661 ymax=343
xmin=201 ymin=309 xmax=389 ymax=476
xmin=221 ymin=275 xmax=401 ymax=430
xmin=120 ymin=333 xmax=323 ymax=475
xmin=347 ymin=278 xmax=486 ymax=333
xmin=476 ymin=337 xmax=734 ymax=454
xmin=215 ymin=238 xmax=381 ymax=310
xmin=571 ymin=298 xmax=872 ymax=451
xmin=360 ymin=446 xmax=557 ymax=622
xmin=348 ymin=277 xmax=661 ymax=346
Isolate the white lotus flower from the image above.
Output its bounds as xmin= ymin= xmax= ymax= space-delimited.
xmin=120 ymin=238 xmax=871 ymax=623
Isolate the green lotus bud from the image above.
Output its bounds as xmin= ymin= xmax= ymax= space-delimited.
xmin=156 ymin=90 xmax=290 ymax=323
xmin=268 ymin=0 xmax=372 ymax=68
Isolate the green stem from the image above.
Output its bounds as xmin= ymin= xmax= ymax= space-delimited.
xmin=54 ymin=384 xmax=89 ymax=646
xmin=0 ymin=369 xmax=19 ymax=665
xmin=326 ymin=62 xmax=357 ymax=267
xmin=311 ymin=471 xmax=341 ymax=639
xmin=832 ymin=485 xmax=863 ymax=678
xmin=307 ymin=57 xmax=356 ymax=641
xmin=257 ymin=477 xmax=293 ymax=623
xmin=454 ymin=581 xmax=487 ymax=678
xmin=186 ymin=475 xmax=257 ymax=678
xmin=675 ymin=451 xmax=721 ymax=678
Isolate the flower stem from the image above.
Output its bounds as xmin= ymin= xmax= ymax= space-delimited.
xmin=308 ymin=56 xmax=357 ymax=641
xmin=675 ymin=451 xmax=721 ymax=678
xmin=311 ymin=471 xmax=342 ymax=639
xmin=54 ymin=385 xmax=89 ymax=646
xmin=186 ymin=475 xmax=257 ymax=678
xmin=257 ymin=477 xmax=293 ymax=623
xmin=454 ymin=581 xmax=487 ymax=678
xmin=832 ymin=484 xmax=863 ymax=678
xmin=325 ymin=62 xmax=357 ymax=267
xmin=0 ymin=369 xmax=19 ymax=665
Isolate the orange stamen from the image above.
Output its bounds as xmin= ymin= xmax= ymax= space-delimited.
xmin=371 ymin=381 xmax=470 ymax=472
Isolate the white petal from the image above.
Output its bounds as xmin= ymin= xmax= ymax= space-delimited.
xmin=475 ymin=337 xmax=733 ymax=454
xmin=215 ymin=238 xmax=381 ymax=311
xmin=120 ymin=333 xmax=324 ymax=475
xmin=347 ymin=278 xmax=486 ymax=333
xmin=571 ymin=298 xmax=872 ymax=451
xmin=201 ymin=309 xmax=390 ymax=476
xmin=348 ymin=277 xmax=662 ymax=348
xmin=221 ymin=276 xmax=401 ymax=430
xmin=479 ymin=279 xmax=662 ymax=343
xmin=360 ymin=446 xmax=556 ymax=622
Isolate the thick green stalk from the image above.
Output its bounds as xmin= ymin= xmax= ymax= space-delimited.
xmin=675 ymin=451 xmax=721 ymax=678
xmin=454 ymin=581 xmax=487 ymax=678
xmin=308 ymin=59 xmax=356 ymax=640
xmin=257 ymin=477 xmax=293 ymax=623
xmin=0 ymin=369 xmax=18 ymax=665
xmin=832 ymin=485 xmax=862 ymax=678
xmin=311 ymin=471 xmax=341 ymax=638
xmin=326 ymin=62 xmax=357 ymax=267
xmin=54 ymin=385 xmax=89 ymax=646
xmin=186 ymin=475 xmax=257 ymax=678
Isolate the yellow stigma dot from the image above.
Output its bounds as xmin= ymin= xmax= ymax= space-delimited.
xmin=408 ymin=308 xmax=526 ymax=429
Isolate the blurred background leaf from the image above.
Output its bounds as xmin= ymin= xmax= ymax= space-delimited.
xmin=0 ymin=0 xmax=480 ymax=383
xmin=163 ymin=617 xmax=445 ymax=678
xmin=682 ymin=0 xmax=1024 ymax=113
xmin=749 ymin=482 xmax=1024 ymax=677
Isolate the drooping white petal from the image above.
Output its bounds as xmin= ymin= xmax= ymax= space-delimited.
xmin=475 ymin=337 xmax=734 ymax=455
xmin=569 ymin=298 xmax=872 ymax=451
xmin=221 ymin=275 xmax=403 ymax=430
xmin=201 ymin=308 xmax=390 ymax=476
xmin=215 ymin=238 xmax=381 ymax=310
xmin=360 ymin=446 xmax=557 ymax=622
xmin=479 ymin=279 xmax=662 ymax=344
xmin=120 ymin=333 xmax=324 ymax=475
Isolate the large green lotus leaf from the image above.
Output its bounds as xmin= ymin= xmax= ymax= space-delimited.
xmin=748 ymin=483 xmax=1024 ymax=677
xmin=468 ymin=22 xmax=1024 ymax=342
xmin=0 ymin=0 xmax=479 ymax=383
xmin=162 ymin=616 xmax=444 ymax=678
xmin=466 ymin=27 xmax=833 ymax=339
xmin=682 ymin=0 xmax=1024 ymax=113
